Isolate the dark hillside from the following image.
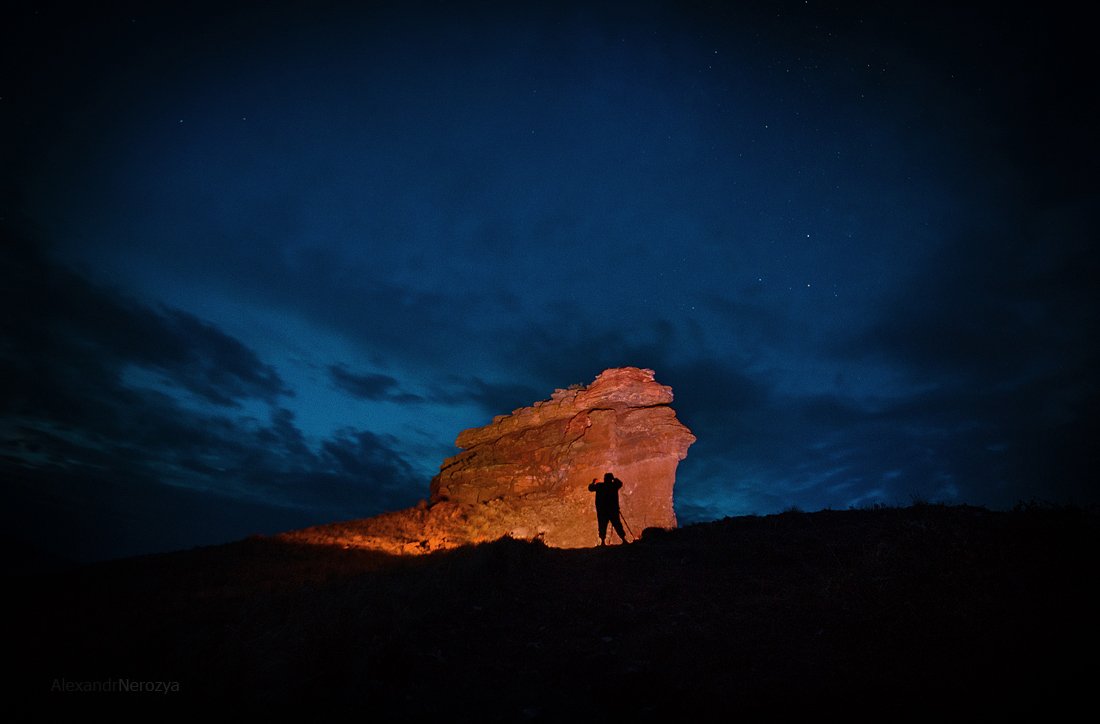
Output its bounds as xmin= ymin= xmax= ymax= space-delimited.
xmin=13 ymin=504 xmax=1097 ymax=717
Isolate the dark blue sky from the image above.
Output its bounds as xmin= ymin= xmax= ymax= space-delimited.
xmin=3 ymin=1 xmax=1096 ymax=560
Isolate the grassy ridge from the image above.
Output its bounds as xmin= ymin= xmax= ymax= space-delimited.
xmin=14 ymin=503 xmax=1098 ymax=717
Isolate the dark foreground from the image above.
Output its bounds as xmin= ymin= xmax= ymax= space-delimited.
xmin=13 ymin=504 xmax=1098 ymax=717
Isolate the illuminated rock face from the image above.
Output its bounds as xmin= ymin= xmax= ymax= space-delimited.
xmin=281 ymin=367 xmax=695 ymax=552
xmin=430 ymin=367 xmax=696 ymax=546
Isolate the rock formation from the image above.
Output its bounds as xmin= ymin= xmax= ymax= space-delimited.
xmin=280 ymin=367 xmax=695 ymax=553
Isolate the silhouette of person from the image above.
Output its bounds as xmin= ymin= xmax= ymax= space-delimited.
xmin=588 ymin=472 xmax=628 ymax=545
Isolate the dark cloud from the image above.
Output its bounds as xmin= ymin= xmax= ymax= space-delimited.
xmin=481 ymin=312 xmax=687 ymax=392
xmin=2 ymin=462 xmax=320 ymax=563
xmin=329 ymin=365 xmax=424 ymax=403
xmin=154 ymin=309 xmax=292 ymax=406
xmin=0 ymin=225 xmax=422 ymax=559
xmin=427 ymin=376 xmax=546 ymax=418
xmin=818 ymin=209 xmax=1099 ymax=504
xmin=0 ymin=228 xmax=290 ymax=415
xmin=3 ymin=388 xmax=422 ymax=561
xmin=320 ymin=429 xmax=416 ymax=482
xmin=239 ymin=419 xmax=421 ymax=520
xmin=474 ymin=297 xmax=1096 ymax=516
xmin=840 ymin=218 xmax=1099 ymax=386
xmin=326 ymin=365 xmax=548 ymax=418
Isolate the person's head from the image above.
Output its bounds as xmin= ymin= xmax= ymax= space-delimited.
xmin=604 ymin=472 xmax=614 ymax=482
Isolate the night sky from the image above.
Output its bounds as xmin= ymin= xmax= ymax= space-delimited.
xmin=3 ymin=1 xmax=1096 ymax=561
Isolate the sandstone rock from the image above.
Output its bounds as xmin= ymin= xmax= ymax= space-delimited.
xmin=280 ymin=367 xmax=695 ymax=553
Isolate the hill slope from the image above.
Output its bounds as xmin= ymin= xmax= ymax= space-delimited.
xmin=14 ymin=504 xmax=1098 ymax=716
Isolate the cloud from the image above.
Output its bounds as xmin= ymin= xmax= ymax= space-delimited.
xmin=325 ymin=365 xmax=548 ymax=419
xmin=838 ymin=214 xmax=1098 ymax=385
xmin=153 ymin=309 xmax=293 ymax=406
xmin=427 ymin=376 xmax=545 ymax=417
xmin=479 ymin=304 xmax=1092 ymax=515
xmin=0 ymin=231 xmax=291 ymax=415
xmin=237 ymin=413 xmax=422 ymax=518
xmin=0 ymin=224 xmax=423 ymax=559
xmin=141 ymin=237 xmax=520 ymax=370
xmin=329 ymin=365 xmax=424 ymax=403
xmin=320 ymin=428 xmax=416 ymax=483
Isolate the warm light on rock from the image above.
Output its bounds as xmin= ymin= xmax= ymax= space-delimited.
xmin=280 ymin=367 xmax=695 ymax=553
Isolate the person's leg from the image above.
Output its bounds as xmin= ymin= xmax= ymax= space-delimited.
xmin=597 ymin=512 xmax=609 ymax=544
